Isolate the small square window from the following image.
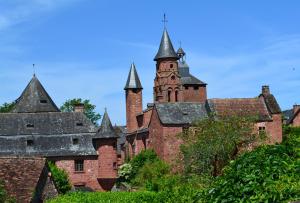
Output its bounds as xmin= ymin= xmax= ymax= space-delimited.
xmin=75 ymin=160 xmax=84 ymax=172
xmin=170 ymin=64 xmax=173 ymax=68
xmin=73 ymin=138 xmax=79 ymax=145
xmin=76 ymin=122 xmax=83 ymax=126
xmin=27 ymin=140 xmax=34 ymax=146
xmin=185 ymin=86 xmax=189 ymax=90
xmin=40 ymin=100 xmax=48 ymax=104
xmin=193 ymin=86 xmax=199 ymax=90
xmin=26 ymin=124 xmax=34 ymax=128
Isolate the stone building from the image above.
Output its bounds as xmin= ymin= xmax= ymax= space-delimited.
xmin=124 ymin=28 xmax=282 ymax=163
xmin=0 ymin=156 xmax=58 ymax=203
xmin=0 ymin=75 xmax=120 ymax=191
xmin=283 ymin=105 xmax=300 ymax=127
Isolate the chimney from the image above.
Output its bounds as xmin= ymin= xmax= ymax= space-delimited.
xmin=262 ymin=85 xmax=270 ymax=95
xmin=293 ymin=104 xmax=300 ymax=114
xmin=74 ymin=103 xmax=84 ymax=113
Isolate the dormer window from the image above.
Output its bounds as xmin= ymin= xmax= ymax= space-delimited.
xmin=26 ymin=123 xmax=34 ymax=128
xmin=40 ymin=99 xmax=48 ymax=104
xmin=73 ymin=138 xmax=79 ymax=145
xmin=76 ymin=122 xmax=83 ymax=127
xmin=27 ymin=139 xmax=34 ymax=146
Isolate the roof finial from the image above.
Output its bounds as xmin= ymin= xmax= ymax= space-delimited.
xmin=33 ymin=64 xmax=36 ymax=76
xmin=162 ymin=13 xmax=168 ymax=29
xmin=104 ymin=107 xmax=107 ymax=113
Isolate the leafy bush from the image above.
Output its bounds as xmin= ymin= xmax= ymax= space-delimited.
xmin=205 ymin=129 xmax=300 ymax=203
xmin=118 ymin=163 xmax=133 ymax=183
xmin=47 ymin=162 xmax=72 ymax=194
xmin=0 ymin=180 xmax=15 ymax=203
xmin=47 ymin=191 xmax=158 ymax=203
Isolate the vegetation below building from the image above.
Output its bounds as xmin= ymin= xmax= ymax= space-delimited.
xmin=48 ymin=124 xmax=300 ymax=203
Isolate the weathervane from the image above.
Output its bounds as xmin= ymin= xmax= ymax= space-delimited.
xmin=162 ymin=13 xmax=168 ymax=29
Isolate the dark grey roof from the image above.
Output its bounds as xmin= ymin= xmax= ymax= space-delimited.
xmin=115 ymin=126 xmax=127 ymax=155
xmin=124 ymin=63 xmax=143 ymax=90
xmin=155 ymin=102 xmax=208 ymax=125
xmin=177 ymin=47 xmax=185 ymax=56
xmin=282 ymin=109 xmax=293 ymax=120
xmin=0 ymin=133 xmax=97 ymax=157
xmin=0 ymin=112 xmax=97 ymax=136
xmin=154 ymin=29 xmax=179 ymax=61
xmin=178 ymin=61 xmax=206 ymax=86
xmin=12 ymin=75 xmax=60 ymax=113
xmin=259 ymin=94 xmax=281 ymax=114
xmin=96 ymin=110 xmax=118 ymax=138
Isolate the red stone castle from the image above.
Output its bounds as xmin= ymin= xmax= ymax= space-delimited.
xmin=124 ymin=28 xmax=282 ymax=163
xmin=0 ymin=26 xmax=284 ymax=196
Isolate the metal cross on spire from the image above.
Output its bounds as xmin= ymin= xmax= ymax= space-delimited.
xmin=162 ymin=13 xmax=168 ymax=29
xmin=33 ymin=64 xmax=36 ymax=76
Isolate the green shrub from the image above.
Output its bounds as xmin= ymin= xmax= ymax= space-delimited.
xmin=47 ymin=161 xmax=72 ymax=194
xmin=205 ymin=130 xmax=300 ymax=203
xmin=0 ymin=180 xmax=15 ymax=203
xmin=47 ymin=191 xmax=158 ymax=203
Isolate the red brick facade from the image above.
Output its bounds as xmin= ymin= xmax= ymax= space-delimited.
xmin=126 ymin=89 xmax=143 ymax=133
xmin=182 ymin=85 xmax=207 ymax=103
xmin=290 ymin=105 xmax=300 ymax=127
xmin=54 ymin=138 xmax=118 ymax=191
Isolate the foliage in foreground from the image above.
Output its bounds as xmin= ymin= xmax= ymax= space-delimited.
xmin=47 ymin=162 xmax=72 ymax=194
xmin=47 ymin=191 xmax=158 ymax=203
xmin=0 ymin=180 xmax=15 ymax=203
xmin=180 ymin=115 xmax=259 ymax=176
xmin=205 ymin=127 xmax=300 ymax=203
xmin=60 ymin=98 xmax=101 ymax=125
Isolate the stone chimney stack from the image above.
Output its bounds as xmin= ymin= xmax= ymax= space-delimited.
xmin=293 ymin=104 xmax=300 ymax=114
xmin=74 ymin=103 xmax=84 ymax=113
xmin=262 ymin=85 xmax=270 ymax=95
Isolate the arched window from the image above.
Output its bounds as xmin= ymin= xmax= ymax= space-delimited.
xmin=175 ymin=90 xmax=178 ymax=102
xmin=168 ymin=89 xmax=172 ymax=102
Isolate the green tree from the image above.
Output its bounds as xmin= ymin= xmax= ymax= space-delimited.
xmin=0 ymin=102 xmax=16 ymax=113
xmin=47 ymin=162 xmax=72 ymax=194
xmin=60 ymin=98 xmax=101 ymax=126
xmin=180 ymin=114 xmax=260 ymax=176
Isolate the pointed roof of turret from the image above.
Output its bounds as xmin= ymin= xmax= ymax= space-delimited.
xmin=96 ymin=109 xmax=118 ymax=138
xmin=12 ymin=75 xmax=60 ymax=113
xmin=154 ymin=29 xmax=179 ymax=61
xmin=124 ymin=63 xmax=143 ymax=90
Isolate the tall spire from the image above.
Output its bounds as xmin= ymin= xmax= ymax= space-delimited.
xmin=154 ymin=29 xmax=179 ymax=61
xmin=124 ymin=63 xmax=143 ymax=90
xmin=96 ymin=109 xmax=118 ymax=138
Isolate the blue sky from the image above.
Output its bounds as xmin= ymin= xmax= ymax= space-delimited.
xmin=0 ymin=0 xmax=299 ymax=125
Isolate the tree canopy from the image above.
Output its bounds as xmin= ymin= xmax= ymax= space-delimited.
xmin=60 ymin=98 xmax=101 ymax=126
xmin=0 ymin=102 xmax=16 ymax=113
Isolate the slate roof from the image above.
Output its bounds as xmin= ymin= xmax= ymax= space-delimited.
xmin=0 ymin=112 xmax=97 ymax=136
xmin=259 ymin=94 xmax=281 ymax=114
xmin=12 ymin=75 xmax=59 ymax=113
xmin=207 ymin=98 xmax=272 ymax=121
xmin=155 ymin=102 xmax=208 ymax=125
xmin=124 ymin=63 xmax=143 ymax=90
xmin=95 ymin=110 xmax=118 ymax=138
xmin=282 ymin=109 xmax=293 ymax=120
xmin=0 ymin=157 xmax=54 ymax=203
xmin=154 ymin=29 xmax=179 ymax=61
xmin=178 ymin=61 xmax=206 ymax=86
xmin=115 ymin=126 xmax=127 ymax=155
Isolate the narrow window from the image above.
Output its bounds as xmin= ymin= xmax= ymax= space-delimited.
xmin=73 ymin=138 xmax=79 ymax=145
xmin=113 ymin=162 xmax=117 ymax=170
xmin=76 ymin=122 xmax=83 ymax=126
xmin=168 ymin=90 xmax=171 ymax=102
xmin=74 ymin=160 xmax=84 ymax=172
xmin=40 ymin=99 xmax=48 ymax=104
xmin=175 ymin=91 xmax=178 ymax=102
xmin=27 ymin=139 xmax=34 ymax=146
xmin=170 ymin=64 xmax=173 ymax=68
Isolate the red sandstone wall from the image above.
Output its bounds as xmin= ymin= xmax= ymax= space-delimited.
xmin=97 ymin=139 xmax=117 ymax=179
xmin=126 ymin=89 xmax=142 ymax=133
xmin=292 ymin=113 xmax=300 ymax=127
xmin=162 ymin=126 xmax=183 ymax=163
xmin=183 ymin=86 xmax=207 ymax=103
xmin=148 ymin=108 xmax=164 ymax=159
xmin=55 ymin=157 xmax=102 ymax=190
xmin=266 ymin=114 xmax=282 ymax=143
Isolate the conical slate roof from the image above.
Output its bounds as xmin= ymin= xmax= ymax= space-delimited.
xmin=154 ymin=29 xmax=179 ymax=61
xmin=12 ymin=75 xmax=60 ymax=113
xmin=124 ymin=63 xmax=143 ymax=90
xmin=96 ymin=110 xmax=118 ymax=138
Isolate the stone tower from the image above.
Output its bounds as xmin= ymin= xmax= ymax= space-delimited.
xmin=153 ymin=29 xmax=183 ymax=103
xmin=124 ymin=63 xmax=143 ymax=133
